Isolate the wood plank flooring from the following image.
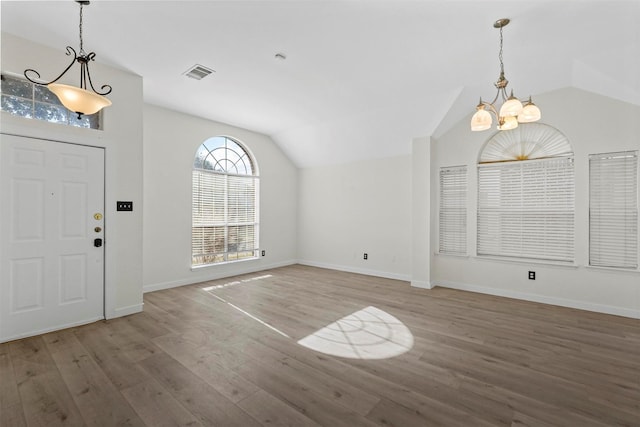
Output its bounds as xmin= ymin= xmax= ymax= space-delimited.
xmin=1 ymin=264 xmax=639 ymax=426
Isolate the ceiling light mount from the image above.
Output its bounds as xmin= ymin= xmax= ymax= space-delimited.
xmin=24 ymin=0 xmax=112 ymax=119
xmin=493 ymin=18 xmax=510 ymax=29
xmin=471 ymin=18 xmax=541 ymax=132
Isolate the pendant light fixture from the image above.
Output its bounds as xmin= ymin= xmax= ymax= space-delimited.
xmin=24 ymin=0 xmax=112 ymax=119
xmin=471 ymin=18 xmax=541 ymax=132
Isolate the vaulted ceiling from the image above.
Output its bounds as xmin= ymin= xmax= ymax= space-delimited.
xmin=2 ymin=1 xmax=638 ymax=167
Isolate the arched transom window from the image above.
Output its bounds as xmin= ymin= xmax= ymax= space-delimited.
xmin=192 ymin=136 xmax=259 ymax=266
xmin=477 ymin=123 xmax=575 ymax=262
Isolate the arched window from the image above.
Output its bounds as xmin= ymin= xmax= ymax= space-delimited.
xmin=192 ymin=136 xmax=259 ymax=266
xmin=477 ymin=123 xmax=575 ymax=262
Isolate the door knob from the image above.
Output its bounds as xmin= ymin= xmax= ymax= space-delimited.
xmin=94 ymin=238 xmax=103 ymax=248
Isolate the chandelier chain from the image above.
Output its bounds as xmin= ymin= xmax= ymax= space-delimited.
xmin=498 ymin=25 xmax=504 ymax=77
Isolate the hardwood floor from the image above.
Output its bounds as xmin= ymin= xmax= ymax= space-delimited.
xmin=1 ymin=264 xmax=639 ymax=426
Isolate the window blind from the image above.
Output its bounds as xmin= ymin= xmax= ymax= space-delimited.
xmin=439 ymin=165 xmax=467 ymax=255
xmin=477 ymin=157 xmax=575 ymax=262
xmin=589 ymin=151 xmax=638 ymax=269
xmin=192 ymin=169 xmax=258 ymax=265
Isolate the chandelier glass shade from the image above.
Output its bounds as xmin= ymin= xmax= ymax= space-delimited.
xmin=24 ymin=0 xmax=112 ymax=119
xmin=471 ymin=18 xmax=540 ymax=132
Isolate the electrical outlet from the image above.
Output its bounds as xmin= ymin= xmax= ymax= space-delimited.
xmin=261 ymin=250 xmax=265 ymax=257
xmin=528 ymin=271 xmax=536 ymax=280
xmin=363 ymin=253 xmax=368 ymax=260
xmin=117 ymin=201 xmax=133 ymax=211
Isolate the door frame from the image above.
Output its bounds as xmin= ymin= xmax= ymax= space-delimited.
xmin=1 ymin=131 xmax=109 ymax=340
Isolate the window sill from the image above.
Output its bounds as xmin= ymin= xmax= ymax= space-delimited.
xmin=474 ymin=255 xmax=578 ymax=269
xmin=435 ymin=252 xmax=470 ymax=259
xmin=585 ymin=265 xmax=640 ymax=275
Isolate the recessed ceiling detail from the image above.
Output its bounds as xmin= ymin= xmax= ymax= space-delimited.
xmin=183 ymin=64 xmax=214 ymax=80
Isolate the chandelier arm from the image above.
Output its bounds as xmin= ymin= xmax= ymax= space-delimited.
xmin=24 ymin=46 xmax=79 ymax=86
xmin=83 ymin=56 xmax=113 ymax=95
xmin=481 ymin=101 xmax=498 ymax=119
xmin=488 ymin=90 xmax=501 ymax=107
xmin=499 ymin=87 xmax=510 ymax=103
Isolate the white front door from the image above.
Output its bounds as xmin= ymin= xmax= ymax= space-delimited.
xmin=0 ymin=134 xmax=105 ymax=342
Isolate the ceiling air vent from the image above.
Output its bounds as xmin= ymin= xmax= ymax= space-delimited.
xmin=183 ymin=64 xmax=215 ymax=80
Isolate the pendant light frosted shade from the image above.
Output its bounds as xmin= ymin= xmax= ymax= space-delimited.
xmin=518 ymin=100 xmax=541 ymax=123
xmin=497 ymin=115 xmax=518 ymax=131
xmin=499 ymin=96 xmax=523 ymax=117
xmin=48 ymin=83 xmax=112 ymax=116
xmin=497 ymin=116 xmax=518 ymax=130
xmin=471 ymin=108 xmax=492 ymax=131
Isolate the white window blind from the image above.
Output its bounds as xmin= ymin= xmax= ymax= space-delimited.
xmin=439 ymin=165 xmax=467 ymax=255
xmin=589 ymin=151 xmax=638 ymax=269
xmin=192 ymin=170 xmax=259 ymax=265
xmin=477 ymin=156 xmax=575 ymax=262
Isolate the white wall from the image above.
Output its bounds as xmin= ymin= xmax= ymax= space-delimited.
xmin=411 ymin=137 xmax=432 ymax=289
xmin=4 ymin=34 xmax=636 ymax=320
xmin=431 ymin=88 xmax=640 ymax=318
xmin=1 ymin=33 xmax=144 ymax=318
xmin=142 ymin=104 xmax=298 ymax=292
xmin=297 ymin=155 xmax=412 ymax=280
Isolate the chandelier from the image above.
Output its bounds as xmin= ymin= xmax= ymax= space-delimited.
xmin=471 ymin=18 xmax=540 ymax=132
xmin=24 ymin=0 xmax=112 ymax=119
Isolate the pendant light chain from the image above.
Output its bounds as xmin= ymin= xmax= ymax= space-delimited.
xmin=79 ymin=3 xmax=85 ymax=55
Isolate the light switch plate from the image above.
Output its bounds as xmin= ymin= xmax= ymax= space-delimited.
xmin=117 ymin=201 xmax=133 ymax=211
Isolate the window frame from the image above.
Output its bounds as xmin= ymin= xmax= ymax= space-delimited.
xmin=475 ymin=124 xmax=575 ymax=264
xmin=191 ymin=136 xmax=260 ymax=267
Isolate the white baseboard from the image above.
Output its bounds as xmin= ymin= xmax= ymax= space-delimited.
xmin=411 ymin=280 xmax=433 ymax=289
xmin=143 ymin=259 xmax=297 ymax=293
xmin=107 ymin=303 xmax=144 ymax=319
xmin=434 ymin=280 xmax=640 ymax=319
xmin=0 ymin=316 xmax=104 ymax=344
xmin=297 ymin=260 xmax=410 ymax=282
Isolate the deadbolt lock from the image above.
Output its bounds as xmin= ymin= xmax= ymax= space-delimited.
xmin=93 ymin=213 xmax=103 ymax=220
xmin=94 ymin=227 xmax=102 ymax=233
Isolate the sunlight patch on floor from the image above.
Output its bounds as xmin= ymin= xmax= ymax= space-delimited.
xmin=201 ymin=274 xmax=273 ymax=292
xmin=207 ymin=293 xmax=291 ymax=338
xmin=297 ymin=306 xmax=413 ymax=360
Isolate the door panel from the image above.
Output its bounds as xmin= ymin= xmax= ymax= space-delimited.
xmin=10 ymin=257 xmax=44 ymax=312
xmin=12 ymin=178 xmax=45 ymax=241
xmin=61 ymin=181 xmax=88 ymax=239
xmin=0 ymin=134 xmax=105 ymax=342
xmin=59 ymin=253 xmax=87 ymax=304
